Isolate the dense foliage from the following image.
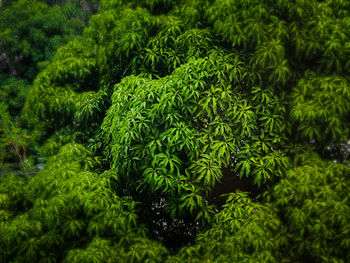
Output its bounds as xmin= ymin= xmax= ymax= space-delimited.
xmin=0 ymin=0 xmax=99 ymax=174
xmin=0 ymin=75 xmax=33 ymax=174
xmin=0 ymin=0 xmax=98 ymax=80
xmin=1 ymin=0 xmax=350 ymax=262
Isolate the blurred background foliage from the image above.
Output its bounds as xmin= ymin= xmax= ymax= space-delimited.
xmin=1 ymin=0 xmax=350 ymax=262
xmin=0 ymin=0 xmax=99 ymax=176
xmin=0 ymin=0 xmax=98 ymax=80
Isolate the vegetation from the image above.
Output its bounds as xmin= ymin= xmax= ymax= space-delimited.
xmin=1 ymin=0 xmax=350 ymax=262
xmin=0 ymin=0 xmax=98 ymax=174
xmin=0 ymin=0 xmax=98 ymax=80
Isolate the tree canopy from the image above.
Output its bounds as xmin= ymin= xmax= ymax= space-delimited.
xmin=1 ymin=0 xmax=350 ymax=262
xmin=0 ymin=0 xmax=99 ymax=175
xmin=0 ymin=0 xmax=98 ymax=80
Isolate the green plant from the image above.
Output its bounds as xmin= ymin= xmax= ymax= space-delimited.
xmin=1 ymin=0 xmax=350 ymax=262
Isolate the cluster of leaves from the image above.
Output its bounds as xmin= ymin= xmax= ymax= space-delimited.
xmin=0 ymin=0 xmax=349 ymax=261
xmin=272 ymin=152 xmax=350 ymax=262
xmin=176 ymin=154 xmax=350 ymax=262
xmin=290 ymin=73 xmax=350 ymax=149
xmin=101 ymin=52 xmax=289 ymax=226
xmin=176 ymin=191 xmax=286 ymax=262
xmin=0 ymin=143 xmax=168 ymax=262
